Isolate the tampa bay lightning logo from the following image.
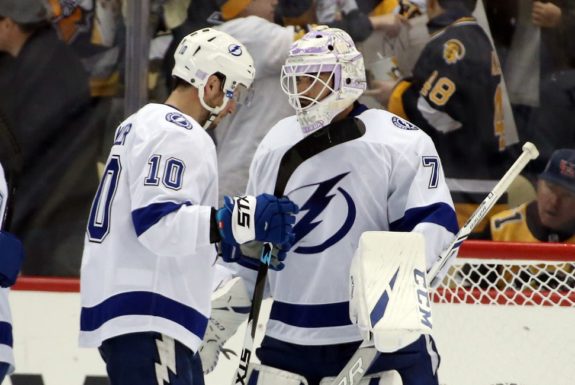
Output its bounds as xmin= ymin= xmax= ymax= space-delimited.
xmin=392 ymin=116 xmax=419 ymax=130
xmin=166 ymin=112 xmax=192 ymax=129
xmin=291 ymin=172 xmax=356 ymax=254
xmin=228 ymin=44 xmax=242 ymax=56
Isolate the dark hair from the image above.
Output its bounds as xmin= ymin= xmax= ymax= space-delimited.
xmin=171 ymin=76 xmax=192 ymax=92
xmin=438 ymin=0 xmax=477 ymax=12
xmin=16 ymin=19 xmax=51 ymax=34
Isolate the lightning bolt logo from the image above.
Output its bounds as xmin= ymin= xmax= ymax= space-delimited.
xmin=292 ymin=172 xmax=356 ymax=254
xmin=155 ymin=335 xmax=177 ymax=385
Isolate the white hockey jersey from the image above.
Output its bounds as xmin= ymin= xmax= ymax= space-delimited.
xmin=233 ymin=107 xmax=458 ymax=346
xmin=79 ymin=104 xmax=219 ymax=353
xmin=0 ymin=164 xmax=14 ymax=373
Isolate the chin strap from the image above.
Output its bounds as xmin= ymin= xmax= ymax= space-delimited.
xmin=203 ymin=113 xmax=217 ymax=130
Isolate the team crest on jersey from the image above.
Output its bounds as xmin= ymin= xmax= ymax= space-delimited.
xmin=166 ymin=112 xmax=192 ymax=129
xmin=392 ymin=116 xmax=418 ymax=130
xmin=290 ymin=172 xmax=356 ymax=254
xmin=228 ymin=44 xmax=242 ymax=56
xmin=443 ymin=39 xmax=465 ymax=64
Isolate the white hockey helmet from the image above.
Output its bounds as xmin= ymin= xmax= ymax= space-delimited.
xmin=280 ymin=27 xmax=366 ymax=134
xmin=172 ymin=28 xmax=256 ymax=126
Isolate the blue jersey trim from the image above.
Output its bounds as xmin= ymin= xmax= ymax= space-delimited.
xmin=389 ymin=202 xmax=458 ymax=234
xmin=132 ymin=201 xmax=192 ymax=236
xmin=269 ymin=301 xmax=352 ymax=328
xmin=80 ymin=291 xmax=208 ymax=338
xmin=0 ymin=322 xmax=13 ymax=347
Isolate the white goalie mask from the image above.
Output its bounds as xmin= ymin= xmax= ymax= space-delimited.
xmin=280 ymin=27 xmax=366 ymax=135
xmin=172 ymin=28 xmax=256 ymax=128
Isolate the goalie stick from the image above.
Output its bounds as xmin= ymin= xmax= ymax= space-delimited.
xmin=232 ymin=117 xmax=367 ymax=385
xmin=330 ymin=141 xmax=539 ymax=385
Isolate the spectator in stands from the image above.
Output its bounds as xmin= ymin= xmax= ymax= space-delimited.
xmin=279 ymin=0 xmax=406 ymax=43
xmin=485 ymin=149 xmax=575 ymax=290
xmin=0 ymin=0 xmax=97 ymax=277
xmin=484 ymin=0 xmax=575 ymax=172
xmin=365 ymin=0 xmax=517 ymax=233
xmin=208 ymin=0 xmax=296 ymax=203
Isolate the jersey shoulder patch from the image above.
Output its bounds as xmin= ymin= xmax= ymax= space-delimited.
xmin=165 ymin=112 xmax=193 ymax=129
xmin=391 ymin=116 xmax=419 ymax=131
xmin=443 ymin=39 xmax=466 ymax=64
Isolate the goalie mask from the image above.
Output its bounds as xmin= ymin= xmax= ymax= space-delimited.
xmin=172 ymin=28 xmax=256 ymax=128
xmin=280 ymin=27 xmax=366 ymax=135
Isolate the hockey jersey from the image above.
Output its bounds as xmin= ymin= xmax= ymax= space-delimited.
xmin=0 ymin=164 xmax=14 ymax=373
xmin=388 ymin=7 xmax=515 ymax=231
xmin=231 ymin=106 xmax=458 ymax=346
xmin=489 ymin=202 xmax=575 ymax=289
xmin=79 ymin=104 xmax=219 ymax=353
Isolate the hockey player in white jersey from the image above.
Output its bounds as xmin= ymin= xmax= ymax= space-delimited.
xmin=79 ymin=28 xmax=298 ymax=385
xmin=200 ymin=27 xmax=458 ymax=385
xmin=0 ymin=162 xmax=24 ymax=383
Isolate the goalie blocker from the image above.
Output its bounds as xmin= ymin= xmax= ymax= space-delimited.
xmin=349 ymin=231 xmax=432 ymax=353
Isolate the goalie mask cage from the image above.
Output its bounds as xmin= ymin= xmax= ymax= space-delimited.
xmin=431 ymin=240 xmax=575 ymax=385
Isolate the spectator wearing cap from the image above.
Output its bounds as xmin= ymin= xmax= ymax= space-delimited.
xmin=0 ymin=0 xmax=96 ymax=277
xmin=483 ymin=149 xmax=575 ymax=289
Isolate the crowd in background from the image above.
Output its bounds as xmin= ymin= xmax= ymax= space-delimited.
xmin=0 ymin=0 xmax=574 ymax=279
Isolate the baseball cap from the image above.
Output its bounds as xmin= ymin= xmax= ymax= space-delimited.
xmin=0 ymin=0 xmax=50 ymax=24
xmin=539 ymin=149 xmax=575 ymax=194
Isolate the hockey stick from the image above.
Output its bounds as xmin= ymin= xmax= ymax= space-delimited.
xmin=427 ymin=141 xmax=539 ymax=286
xmin=232 ymin=118 xmax=367 ymax=385
xmin=330 ymin=141 xmax=539 ymax=385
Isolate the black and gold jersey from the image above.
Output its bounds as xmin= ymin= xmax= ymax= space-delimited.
xmin=388 ymin=7 xmax=516 ymax=231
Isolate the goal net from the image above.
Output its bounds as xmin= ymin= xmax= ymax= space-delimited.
xmin=431 ymin=240 xmax=575 ymax=385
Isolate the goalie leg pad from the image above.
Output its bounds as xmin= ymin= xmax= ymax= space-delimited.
xmin=349 ymin=231 xmax=432 ymax=353
xmin=247 ymin=363 xmax=309 ymax=385
xmin=199 ymin=276 xmax=251 ymax=374
xmin=319 ymin=370 xmax=400 ymax=385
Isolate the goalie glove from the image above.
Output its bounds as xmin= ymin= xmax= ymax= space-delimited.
xmin=216 ymin=194 xmax=299 ymax=246
xmin=199 ymin=276 xmax=251 ymax=374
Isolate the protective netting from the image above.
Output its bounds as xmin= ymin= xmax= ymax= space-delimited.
xmin=434 ymin=259 xmax=575 ymax=306
xmin=430 ymin=241 xmax=575 ymax=385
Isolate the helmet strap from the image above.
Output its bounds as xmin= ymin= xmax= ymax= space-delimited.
xmin=198 ymin=84 xmax=228 ymax=129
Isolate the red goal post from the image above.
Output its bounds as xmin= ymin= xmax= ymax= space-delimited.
xmin=431 ymin=240 xmax=575 ymax=385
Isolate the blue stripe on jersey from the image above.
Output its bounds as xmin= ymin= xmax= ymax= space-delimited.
xmin=0 ymin=322 xmax=12 ymax=347
xmin=132 ymin=201 xmax=192 ymax=236
xmin=80 ymin=291 xmax=208 ymax=338
xmin=269 ymin=301 xmax=352 ymax=328
xmin=389 ymin=202 xmax=458 ymax=234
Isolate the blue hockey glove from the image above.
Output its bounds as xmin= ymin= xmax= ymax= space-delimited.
xmin=0 ymin=231 xmax=24 ymax=287
xmin=216 ymin=194 xmax=299 ymax=246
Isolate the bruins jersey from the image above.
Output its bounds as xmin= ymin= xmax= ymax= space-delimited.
xmin=490 ymin=202 xmax=575 ymax=290
xmin=388 ymin=8 xmax=515 ymax=231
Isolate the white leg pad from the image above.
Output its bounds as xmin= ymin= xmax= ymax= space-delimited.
xmin=320 ymin=370 xmax=400 ymax=385
xmin=247 ymin=363 xmax=309 ymax=385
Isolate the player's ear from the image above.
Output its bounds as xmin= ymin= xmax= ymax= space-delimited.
xmin=204 ymin=74 xmax=223 ymax=97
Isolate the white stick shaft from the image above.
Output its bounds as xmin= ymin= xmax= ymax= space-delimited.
xmin=330 ymin=341 xmax=380 ymax=385
xmin=427 ymin=142 xmax=539 ymax=284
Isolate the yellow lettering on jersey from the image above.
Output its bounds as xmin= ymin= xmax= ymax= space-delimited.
xmin=429 ymin=77 xmax=456 ymax=106
xmin=494 ymin=84 xmax=505 ymax=151
xmin=421 ymin=71 xmax=438 ymax=98
xmin=491 ymin=51 xmax=502 ymax=76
